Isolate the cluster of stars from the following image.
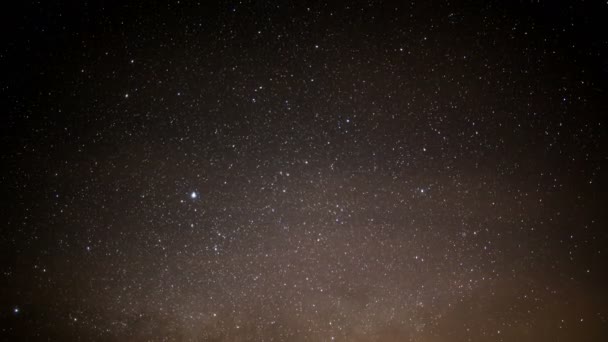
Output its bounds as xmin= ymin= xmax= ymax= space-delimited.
xmin=2 ymin=1 xmax=606 ymax=341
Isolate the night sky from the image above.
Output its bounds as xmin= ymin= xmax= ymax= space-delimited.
xmin=1 ymin=1 xmax=607 ymax=341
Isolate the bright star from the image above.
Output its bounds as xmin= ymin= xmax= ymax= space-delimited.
xmin=190 ymin=191 xmax=197 ymax=199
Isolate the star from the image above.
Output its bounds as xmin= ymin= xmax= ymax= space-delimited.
xmin=190 ymin=191 xmax=197 ymax=199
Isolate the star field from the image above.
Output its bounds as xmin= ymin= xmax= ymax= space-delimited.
xmin=1 ymin=1 xmax=607 ymax=341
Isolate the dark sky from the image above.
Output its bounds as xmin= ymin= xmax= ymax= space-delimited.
xmin=1 ymin=1 xmax=607 ymax=341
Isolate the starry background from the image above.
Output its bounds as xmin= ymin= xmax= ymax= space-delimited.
xmin=1 ymin=1 xmax=607 ymax=341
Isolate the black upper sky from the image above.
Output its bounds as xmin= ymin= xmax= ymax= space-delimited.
xmin=1 ymin=1 xmax=607 ymax=341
